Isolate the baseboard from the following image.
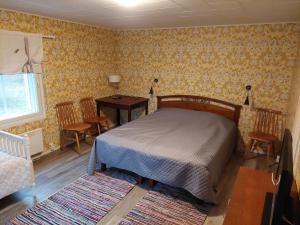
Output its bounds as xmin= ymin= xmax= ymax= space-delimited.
xmin=32 ymin=136 xmax=92 ymax=162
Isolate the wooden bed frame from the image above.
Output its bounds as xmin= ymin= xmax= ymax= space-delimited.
xmin=157 ymin=95 xmax=242 ymax=126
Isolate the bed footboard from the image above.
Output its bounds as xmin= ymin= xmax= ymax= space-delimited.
xmin=0 ymin=130 xmax=31 ymax=160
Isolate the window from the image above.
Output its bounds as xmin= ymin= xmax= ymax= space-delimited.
xmin=0 ymin=73 xmax=45 ymax=128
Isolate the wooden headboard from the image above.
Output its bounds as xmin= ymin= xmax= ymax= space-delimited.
xmin=157 ymin=95 xmax=242 ymax=126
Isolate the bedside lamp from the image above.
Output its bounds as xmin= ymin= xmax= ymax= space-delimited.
xmin=244 ymin=85 xmax=251 ymax=105
xmin=109 ymin=74 xmax=121 ymax=83
xmin=149 ymin=78 xmax=159 ymax=97
xmin=109 ymin=74 xmax=121 ymax=99
xmin=244 ymin=85 xmax=255 ymax=110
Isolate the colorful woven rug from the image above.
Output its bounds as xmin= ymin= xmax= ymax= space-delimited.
xmin=8 ymin=172 xmax=135 ymax=225
xmin=119 ymin=183 xmax=211 ymax=225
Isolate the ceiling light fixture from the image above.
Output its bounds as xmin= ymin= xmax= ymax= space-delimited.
xmin=116 ymin=0 xmax=140 ymax=7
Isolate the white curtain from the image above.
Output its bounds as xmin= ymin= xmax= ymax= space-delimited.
xmin=0 ymin=30 xmax=43 ymax=74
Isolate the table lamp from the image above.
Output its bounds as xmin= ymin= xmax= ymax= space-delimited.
xmin=244 ymin=85 xmax=255 ymax=110
xmin=109 ymin=74 xmax=121 ymax=99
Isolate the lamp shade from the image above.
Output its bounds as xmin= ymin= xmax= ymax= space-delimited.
xmin=244 ymin=96 xmax=249 ymax=105
xmin=108 ymin=74 xmax=121 ymax=83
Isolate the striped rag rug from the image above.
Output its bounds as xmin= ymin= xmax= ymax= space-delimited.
xmin=119 ymin=183 xmax=211 ymax=225
xmin=8 ymin=172 xmax=135 ymax=225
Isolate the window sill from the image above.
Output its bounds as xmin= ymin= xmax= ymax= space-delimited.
xmin=0 ymin=112 xmax=46 ymax=129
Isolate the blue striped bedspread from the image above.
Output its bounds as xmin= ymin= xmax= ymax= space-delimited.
xmin=87 ymin=107 xmax=236 ymax=203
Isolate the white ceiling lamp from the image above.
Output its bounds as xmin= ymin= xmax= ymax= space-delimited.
xmin=115 ymin=0 xmax=140 ymax=7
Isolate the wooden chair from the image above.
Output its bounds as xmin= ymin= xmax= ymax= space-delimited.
xmin=80 ymin=97 xmax=109 ymax=135
xmin=55 ymin=101 xmax=92 ymax=154
xmin=247 ymin=107 xmax=283 ymax=162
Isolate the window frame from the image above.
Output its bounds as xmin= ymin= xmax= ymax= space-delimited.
xmin=0 ymin=73 xmax=46 ymax=129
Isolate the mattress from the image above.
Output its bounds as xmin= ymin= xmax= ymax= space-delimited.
xmin=0 ymin=151 xmax=34 ymax=199
xmin=87 ymin=107 xmax=236 ymax=203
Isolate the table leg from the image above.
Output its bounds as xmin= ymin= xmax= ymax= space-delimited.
xmin=96 ymin=103 xmax=100 ymax=116
xmin=128 ymin=109 xmax=132 ymax=122
xmin=145 ymin=103 xmax=148 ymax=115
xmin=117 ymin=109 xmax=121 ymax=126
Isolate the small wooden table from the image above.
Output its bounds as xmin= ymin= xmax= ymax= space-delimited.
xmin=95 ymin=95 xmax=149 ymax=126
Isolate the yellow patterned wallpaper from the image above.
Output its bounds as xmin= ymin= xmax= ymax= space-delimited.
xmin=1 ymin=9 xmax=300 ymax=157
xmin=0 ymin=9 xmax=115 ymax=151
xmin=115 ymin=24 xmax=300 ymax=149
xmin=287 ymin=33 xmax=300 ymax=193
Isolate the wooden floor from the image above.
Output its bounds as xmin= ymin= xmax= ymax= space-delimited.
xmin=0 ymin=143 xmax=273 ymax=225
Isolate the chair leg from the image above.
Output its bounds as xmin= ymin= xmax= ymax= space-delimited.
xmin=244 ymin=139 xmax=255 ymax=160
xmin=106 ymin=120 xmax=109 ymax=129
xmin=75 ymin=132 xmax=81 ymax=153
xmin=59 ymin=130 xmax=65 ymax=150
xmin=267 ymin=143 xmax=272 ymax=165
xmin=272 ymin=142 xmax=276 ymax=158
xmin=97 ymin=124 xmax=101 ymax=135
xmin=84 ymin=129 xmax=93 ymax=145
xmin=248 ymin=139 xmax=254 ymax=153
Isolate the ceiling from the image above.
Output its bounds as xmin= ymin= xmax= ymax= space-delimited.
xmin=0 ymin=0 xmax=300 ymax=29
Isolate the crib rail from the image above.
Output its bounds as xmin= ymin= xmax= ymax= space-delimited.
xmin=0 ymin=130 xmax=31 ymax=160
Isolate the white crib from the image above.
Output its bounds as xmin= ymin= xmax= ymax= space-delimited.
xmin=0 ymin=130 xmax=35 ymax=199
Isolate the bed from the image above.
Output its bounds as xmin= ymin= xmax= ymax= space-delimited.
xmin=0 ymin=130 xmax=35 ymax=199
xmin=87 ymin=95 xmax=241 ymax=203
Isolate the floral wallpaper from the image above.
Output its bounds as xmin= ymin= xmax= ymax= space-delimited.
xmin=115 ymin=24 xmax=300 ymax=150
xmin=1 ymin=8 xmax=300 ymax=166
xmin=287 ymin=33 xmax=300 ymax=194
xmin=0 ymin=9 xmax=116 ymax=151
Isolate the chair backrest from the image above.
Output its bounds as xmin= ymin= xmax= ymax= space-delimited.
xmin=55 ymin=101 xmax=79 ymax=129
xmin=80 ymin=97 xmax=97 ymax=121
xmin=253 ymin=107 xmax=283 ymax=138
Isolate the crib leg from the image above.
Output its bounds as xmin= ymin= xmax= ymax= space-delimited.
xmin=100 ymin=163 xmax=107 ymax=172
